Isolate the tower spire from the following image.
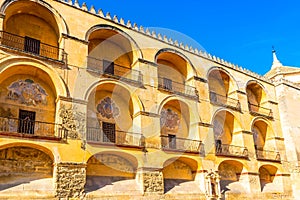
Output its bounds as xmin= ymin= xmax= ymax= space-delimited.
xmin=271 ymin=47 xmax=283 ymax=69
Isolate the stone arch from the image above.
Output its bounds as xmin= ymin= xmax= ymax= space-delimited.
xmin=0 ymin=59 xmax=67 ymax=137
xmin=218 ymin=160 xmax=246 ymax=193
xmin=207 ymin=67 xmax=239 ymax=97
xmin=162 ymin=157 xmax=199 ymax=193
xmin=246 ymin=80 xmax=272 ymax=117
xmin=85 ymin=151 xmax=140 ymax=194
xmin=0 ymin=56 xmax=67 ymax=97
xmin=0 ymin=144 xmax=54 ymax=192
xmin=85 ymin=80 xmax=143 ymax=145
xmin=85 ymin=79 xmax=144 ymax=115
xmin=211 ymin=109 xmax=243 ymax=146
xmin=86 ymin=24 xmax=143 ymax=66
xmin=155 ymin=48 xmax=198 ymax=78
xmin=158 ymin=98 xmax=191 ymax=148
xmin=258 ymin=164 xmax=282 ymax=192
xmin=0 ymin=0 xmax=69 ymax=37
xmin=251 ymin=117 xmax=275 ymax=150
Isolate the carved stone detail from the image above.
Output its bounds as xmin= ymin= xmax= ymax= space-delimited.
xmin=7 ymin=79 xmax=48 ymax=106
xmin=59 ymin=104 xmax=85 ymax=139
xmin=54 ymin=162 xmax=86 ymax=198
xmin=160 ymin=108 xmax=180 ymax=129
xmin=137 ymin=170 xmax=164 ymax=194
xmin=96 ymin=97 xmax=120 ymax=119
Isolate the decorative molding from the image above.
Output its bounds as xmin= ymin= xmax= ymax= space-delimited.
xmin=268 ymin=100 xmax=278 ymax=105
xmin=133 ymin=111 xmax=160 ymax=118
xmin=57 ymin=96 xmax=88 ymax=105
xmin=138 ymin=58 xmax=158 ymax=67
xmin=62 ymin=33 xmax=89 ymax=44
xmin=275 ymin=173 xmax=290 ymax=177
xmin=137 ymin=167 xmax=163 ymax=172
xmin=236 ymin=90 xmax=247 ymax=95
xmin=236 ymin=172 xmax=260 ymax=176
xmin=198 ymin=122 xmax=213 ymax=128
xmin=242 ymin=130 xmax=253 ymax=135
xmin=194 ymin=76 xmax=208 ymax=83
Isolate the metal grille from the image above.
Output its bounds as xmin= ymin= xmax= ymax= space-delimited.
xmin=24 ymin=36 xmax=40 ymax=55
xmin=102 ymin=122 xmax=115 ymax=143
xmin=18 ymin=110 xmax=36 ymax=134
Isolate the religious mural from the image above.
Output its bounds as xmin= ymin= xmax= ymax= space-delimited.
xmin=160 ymin=108 xmax=180 ymax=129
xmin=6 ymin=79 xmax=48 ymax=106
xmin=96 ymin=97 xmax=120 ymax=119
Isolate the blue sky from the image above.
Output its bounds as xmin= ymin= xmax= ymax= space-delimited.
xmin=83 ymin=0 xmax=300 ymax=75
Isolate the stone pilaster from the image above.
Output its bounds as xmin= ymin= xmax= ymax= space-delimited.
xmin=54 ymin=162 xmax=86 ymax=199
xmin=136 ymin=167 xmax=164 ymax=195
xmin=238 ymin=172 xmax=261 ymax=193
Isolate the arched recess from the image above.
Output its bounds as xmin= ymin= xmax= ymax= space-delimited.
xmin=1 ymin=0 xmax=68 ymax=60
xmin=155 ymin=49 xmax=198 ymax=98
xmin=0 ymin=144 xmax=54 ymax=192
xmin=259 ymin=165 xmax=283 ymax=192
xmin=0 ymin=63 xmax=61 ymax=137
xmin=162 ymin=157 xmax=200 ymax=193
xmin=86 ymin=81 xmax=143 ymax=146
xmin=85 ymin=151 xmax=140 ymax=194
xmin=212 ymin=110 xmax=243 ymax=146
xmin=159 ymin=99 xmax=191 ymax=150
xmin=207 ymin=68 xmax=240 ymax=109
xmin=218 ymin=160 xmax=246 ymax=193
xmin=246 ymin=81 xmax=272 ymax=117
xmin=251 ymin=118 xmax=280 ymax=161
xmin=86 ymin=25 xmax=143 ymax=83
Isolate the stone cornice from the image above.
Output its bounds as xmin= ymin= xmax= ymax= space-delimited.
xmin=57 ymin=96 xmax=88 ymax=105
xmin=133 ymin=111 xmax=160 ymax=118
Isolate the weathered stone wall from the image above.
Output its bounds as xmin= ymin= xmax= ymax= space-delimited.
xmin=54 ymin=162 xmax=86 ymax=199
xmin=136 ymin=169 xmax=164 ymax=194
xmin=0 ymin=146 xmax=53 ymax=175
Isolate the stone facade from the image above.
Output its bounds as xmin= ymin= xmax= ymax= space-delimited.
xmin=54 ymin=163 xmax=86 ymax=199
xmin=0 ymin=0 xmax=299 ymax=199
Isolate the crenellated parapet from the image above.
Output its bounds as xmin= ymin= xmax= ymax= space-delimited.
xmin=55 ymin=0 xmax=272 ymax=84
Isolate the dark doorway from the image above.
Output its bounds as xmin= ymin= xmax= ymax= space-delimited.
xmin=18 ymin=110 xmax=36 ymax=134
xmin=24 ymin=36 xmax=40 ymax=55
xmin=168 ymin=134 xmax=176 ymax=149
xmin=103 ymin=60 xmax=114 ymax=75
xmin=102 ymin=122 xmax=116 ymax=143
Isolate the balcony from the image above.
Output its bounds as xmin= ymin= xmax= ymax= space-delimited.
xmin=209 ymin=91 xmax=241 ymax=111
xmin=215 ymin=143 xmax=248 ymax=158
xmin=0 ymin=31 xmax=65 ymax=62
xmin=0 ymin=116 xmax=67 ymax=141
xmin=248 ymin=103 xmax=273 ymax=119
xmin=87 ymin=57 xmax=143 ymax=86
xmin=256 ymin=149 xmax=281 ymax=162
xmin=161 ymin=135 xmax=204 ymax=154
xmin=158 ymin=77 xmax=198 ymax=100
xmin=86 ymin=127 xmax=144 ymax=148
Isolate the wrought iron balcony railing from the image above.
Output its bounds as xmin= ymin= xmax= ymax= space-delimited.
xmin=215 ymin=143 xmax=248 ymax=158
xmin=87 ymin=57 xmax=143 ymax=86
xmin=161 ymin=135 xmax=204 ymax=154
xmin=209 ymin=91 xmax=241 ymax=111
xmin=158 ymin=76 xmax=198 ymax=99
xmin=0 ymin=117 xmax=67 ymax=140
xmin=87 ymin=127 xmax=144 ymax=148
xmin=248 ymin=103 xmax=273 ymax=119
xmin=0 ymin=31 xmax=65 ymax=62
xmin=256 ymin=148 xmax=281 ymax=162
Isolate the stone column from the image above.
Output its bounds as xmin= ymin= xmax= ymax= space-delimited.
xmin=136 ymin=167 xmax=164 ymax=195
xmin=54 ymin=162 xmax=86 ymax=199
xmin=238 ymin=172 xmax=261 ymax=193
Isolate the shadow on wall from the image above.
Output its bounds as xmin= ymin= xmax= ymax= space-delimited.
xmin=0 ymin=146 xmax=54 ymax=193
